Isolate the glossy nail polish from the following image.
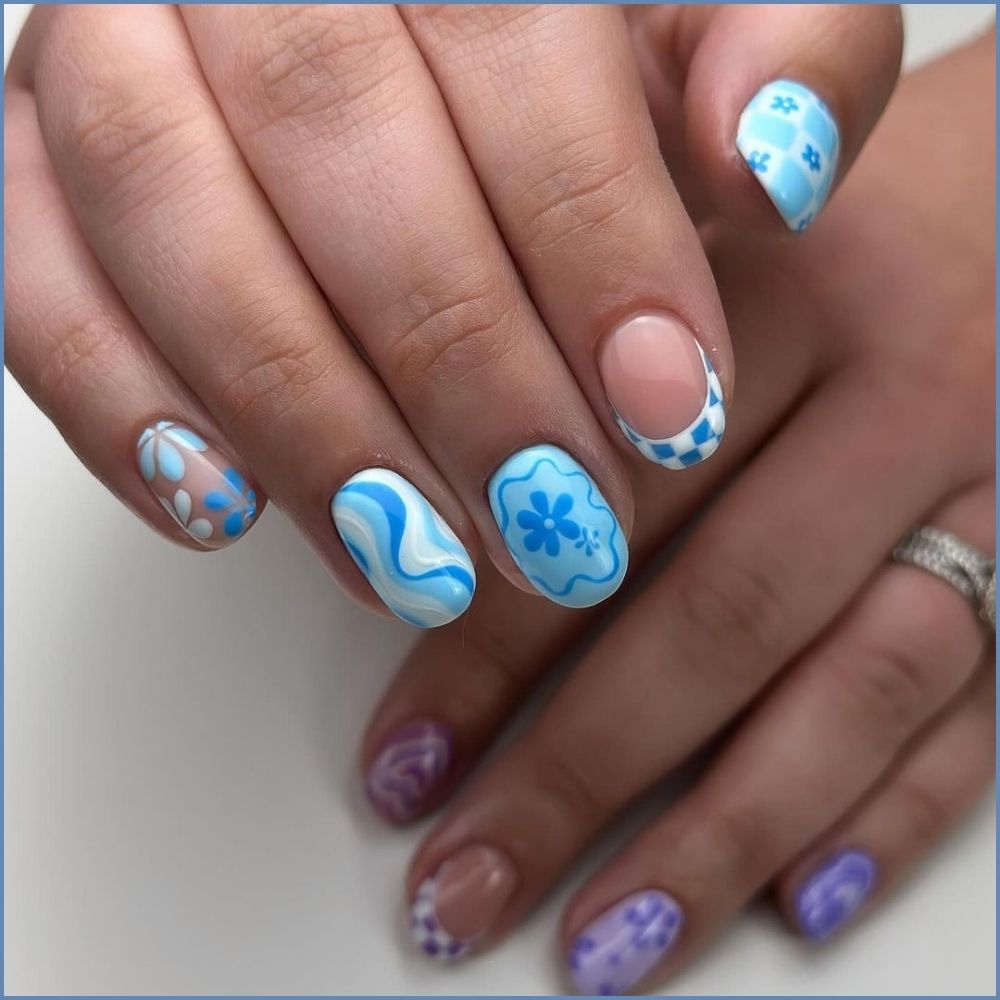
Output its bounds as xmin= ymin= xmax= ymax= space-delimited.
xmin=600 ymin=313 xmax=725 ymax=469
xmin=795 ymin=849 xmax=877 ymax=940
xmin=332 ymin=469 xmax=475 ymax=628
xmin=736 ymin=78 xmax=840 ymax=231
xmin=488 ymin=445 xmax=627 ymax=608
xmin=365 ymin=719 xmax=452 ymax=824
xmin=409 ymin=845 xmax=518 ymax=961
xmin=136 ymin=420 xmax=256 ymax=548
xmin=569 ymin=890 xmax=684 ymax=996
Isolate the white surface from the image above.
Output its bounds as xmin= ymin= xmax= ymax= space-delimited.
xmin=4 ymin=4 xmax=996 ymax=995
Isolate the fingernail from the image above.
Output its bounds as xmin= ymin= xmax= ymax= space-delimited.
xmin=488 ymin=445 xmax=627 ymax=608
xmin=795 ymin=849 xmax=878 ymax=941
xmin=332 ymin=468 xmax=476 ymax=628
xmin=600 ymin=313 xmax=725 ymax=469
xmin=136 ymin=420 xmax=257 ymax=548
xmin=365 ymin=719 xmax=452 ymax=824
xmin=569 ymin=890 xmax=684 ymax=996
xmin=409 ymin=845 xmax=518 ymax=961
xmin=736 ymin=78 xmax=840 ymax=232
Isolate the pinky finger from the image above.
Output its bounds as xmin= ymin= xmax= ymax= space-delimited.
xmin=776 ymin=661 xmax=995 ymax=942
xmin=4 ymin=82 xmax=262 ymax=551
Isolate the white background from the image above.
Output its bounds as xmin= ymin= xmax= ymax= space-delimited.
xmin=4 ymin=4 xmax=996 ymax=995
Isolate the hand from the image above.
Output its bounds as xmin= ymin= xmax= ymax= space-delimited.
xmin=6 ymin=4 xmax=900 ymax=626
xmin=360 ymin=30 xmax=995 ymax=993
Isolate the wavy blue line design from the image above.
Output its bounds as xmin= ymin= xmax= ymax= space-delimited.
xmin=489 ymin=446 xmax=627 ymax=608
xmin=332 ymin=470 xmax=475 ymax=628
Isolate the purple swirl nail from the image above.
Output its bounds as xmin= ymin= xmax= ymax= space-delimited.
xmin=568 ymin=890 xmax=684 ymax=996
xmin=795 ymin=849 xmax=877 ymax=941
xmin=365 ymin=720 xmax=452 ymax=823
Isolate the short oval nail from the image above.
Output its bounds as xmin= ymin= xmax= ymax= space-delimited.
xmin=488 ymin=444 xmax=628 ymax=608
xmin=409 ymin=845 xmax=518 ymax=961
xmin=736 ymin=78 xmax=840 ymax=232
xmin=599 ymin=313 xmax=725 ymax=469
xmin=331 ymin=468 xmax=476 ymax=628
xmin=365 ymin=719 xmax=452 ymax=824
xmin=568 ymin=890 xmax=684 ymax=996
xmin=136 ymin=420 xmax=257 ymax=548
xmin=795 ymin=848 xmax=877 ymax=940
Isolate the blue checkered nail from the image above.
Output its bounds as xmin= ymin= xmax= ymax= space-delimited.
xmin=736 ymin=79 xmax=840 ymax=231
xmin=613 ymin=344 xmax=725 ymax=470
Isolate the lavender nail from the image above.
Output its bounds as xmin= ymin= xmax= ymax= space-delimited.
xmin=365 ymin=720 xmax=452 ymax=824
xmin=568 ymin=890 xmax=683 ymax=996
xmin=795 ymin=849 xmax=878 ymax=941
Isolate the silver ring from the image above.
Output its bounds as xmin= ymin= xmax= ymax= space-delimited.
xmin=893 ymin=526 xmax=996 ymax=631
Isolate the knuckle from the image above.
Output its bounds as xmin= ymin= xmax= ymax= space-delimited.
xmin=529 ymin=749 xmax=606 ymax=828
xmin=895 ymin=776 xmax=954 ymax=845
xmin=509 ymin=139 xmax=647 ymax=255
xmin=237 ymin=5 xmax=409 ymax=133
xmin=670 ymin=554 xmax=787 ymax=685
xmin=384 ymin=272 xmax=521 ymax=390
xmin=697 ymin=799 xmax=770 ymax=879
xmin=215 ymin=317 xmax=334 ymax=435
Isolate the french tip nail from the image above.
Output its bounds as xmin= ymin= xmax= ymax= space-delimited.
xmin=365 ymin=720 xmax=452 ymax=824
xmin=136 ymin=420 xmax=256 ymax=549
xmin=568 ymin=890 xmax=684 ymax=996
xmin=331 ymin=468 xmax=475 ymax=628
xmin=409 ymin=845 xmax=517 ymax=962
xmin=600 ymin=313 xmax=725 ymax=470
xmin=736 ymin=78 xmax=840 ymax=232
xmin=488 ymin=445 xmax=627 ymax=608
xmin=795 ymin=849 xmax=878 ymax=941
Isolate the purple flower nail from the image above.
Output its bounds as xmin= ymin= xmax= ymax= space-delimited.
xmin=568 ymin=890 xmax=684 ymax=996
xmin=795 ymin=849 xmax=877 ymax=941
xmin=409 ymin=876 xmax=472 ymax=963
xmin=365 ymin=720 xmax=452 ymax=824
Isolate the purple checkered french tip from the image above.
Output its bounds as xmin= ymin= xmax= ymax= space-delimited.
xmin=795 ymin=848 xmax=878 ymax=941
xmin=408 ymin=845 xmax=518 ymax=963
xmin=365 ymin=719 xmax=452 ymax=824
xmin=568 ymin=889 xmax=684 ymax=996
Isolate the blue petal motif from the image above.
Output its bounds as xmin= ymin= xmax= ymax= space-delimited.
xmin=223 ymin=467 xmax=246 ymax=492
xmin=204 ymin=491 xmax=231 ymax=511
xmin=139 ymin=438 xmax=157 ymax=482
xmin=164 ymin=427 xmax=208 ymax=452
xmin=157 ymin=440 xmax=186 ymax=482
xmin=224 ymin=510 xmax=245 ymax=537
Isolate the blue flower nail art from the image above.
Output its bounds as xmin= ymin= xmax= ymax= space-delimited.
xmin=796 ymin=849 xmax=877 ymax=941
xmin=736 ymin=79 xmax=840 ymax=231
xmin=136 ymin=420 xmax=258 ymax=549
xmin=613 ymin=343 xmax=725 ymax=469
xmin=488 ymin=445 xmax=627 ymax=608
xmin=332 ymin=468 xmax=475 ymax=628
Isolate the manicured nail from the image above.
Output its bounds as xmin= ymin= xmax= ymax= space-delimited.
xmin=409 ymin=845 xmax=518 ymax=961
xmin=365 ymin=719 xmax=452 ymax=824
xmin=600 ymin=313 xmax=725 ymax=469
xmin=332 ymin=468 xmax=475 ymax=628
xmin=736 ymin=78 xmax=840 ymax=232
xmin=137 ymin=420 xmax=256 ymax=548
xmin=488 ymin=445 xmax=627 ymax=608
xmin=795 ymin=849 xmax=877 ymax=941
xmin=569 ymin=890 xmax=684 ymax=996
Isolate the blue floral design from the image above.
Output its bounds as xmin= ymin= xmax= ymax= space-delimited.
xmin=516 ymin=491 xmax=580 ymax=556
xmin=771 ymin=94 xmax=799 ymax=113
xmin=802 ymin=144 xmax=821 ymax=171
xmin=138 ymin=421 xmax=207 ymax=483
xmin=204 ymin=467 xmax=257 ymax=537
xmin=574 ymin=526 xmax=600 ymax=557
xmin=746 ymin=150 xmax=770 ymax=173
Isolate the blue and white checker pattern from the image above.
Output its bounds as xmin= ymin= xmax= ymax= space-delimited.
xmin=614 ymin=344 xmax=725 ymax=470
xmin=736 ymin=78 xmax=840 ymax=231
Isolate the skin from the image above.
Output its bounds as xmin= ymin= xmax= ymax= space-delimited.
xmin=359 ymin=29 xmax=996 ymax=991
xmin=4 ymin=3 xmax=901 ymax=614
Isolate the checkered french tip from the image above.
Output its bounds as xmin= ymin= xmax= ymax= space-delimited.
xmin=736 ymin=78 xmax=840 ymax=232
xmin=612 ymin=343 xmax=725 ymax=469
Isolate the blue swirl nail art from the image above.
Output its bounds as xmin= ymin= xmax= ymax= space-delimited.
xmin=737 ymin=79 xmax=840 ymax=231
xmin=332 ymin=469 xmax=475 ymax=628
xmin=796 ymin=849 xmax=877 ymax=940
xmin=614 ymin=344 xmax=725 ymax=469
xmin=488 ymin=445 xmax=627 ymax=608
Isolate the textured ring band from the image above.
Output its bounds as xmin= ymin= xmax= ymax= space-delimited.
xmin=893 ymin=526 xmax=996 ymax=631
